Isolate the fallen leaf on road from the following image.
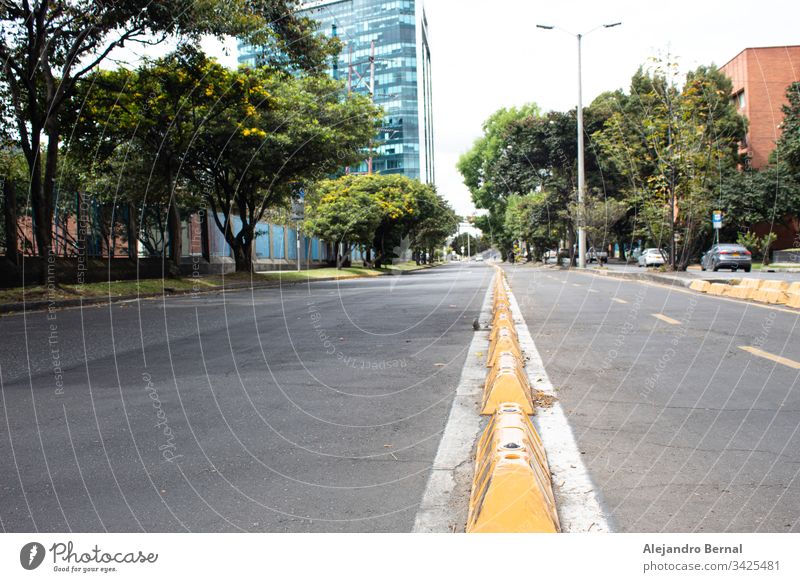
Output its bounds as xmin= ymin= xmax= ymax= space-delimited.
xmin=434 ymin=363 xmax=446 ymax=367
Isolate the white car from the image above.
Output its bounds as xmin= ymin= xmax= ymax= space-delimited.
xmin=637 ymin=248 xmax=666 ymax=268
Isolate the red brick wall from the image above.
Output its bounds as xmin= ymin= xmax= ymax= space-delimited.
xmin=721 ymin=46 xmax=800 ymax=169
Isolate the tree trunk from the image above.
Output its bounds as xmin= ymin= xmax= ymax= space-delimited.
xmin=39 ymin=125 xmax=59 ymax=258
xmin=200 ymin=209 xmax=210 ymax=262
xmin=127 ymin=203 xmax=138 ymax=260
xmin=3 ymin=178 xmax=19 ymax=264
xmin=566 ymin=224 xmax=576 ymax=267
xmin=618 ymin=238 xmax=627 ymax=261
xmin=232 ymin=243 xmax=252 ymax=272
xmin=29 ymin=152 xmax=46 ymax=257
xmin=168 ymin=198 xmax=182 ymax=276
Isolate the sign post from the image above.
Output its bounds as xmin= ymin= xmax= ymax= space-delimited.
xmin=712 ymin=210 xmax=722 ymax=244
xmin=291 ymin=193 xmax=305 ymax=272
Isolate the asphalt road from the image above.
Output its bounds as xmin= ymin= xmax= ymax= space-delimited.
xmin=0 ymin=263 xmax=492 ymax=533
xmin=505 ymin=264 xmax=800 ymax=533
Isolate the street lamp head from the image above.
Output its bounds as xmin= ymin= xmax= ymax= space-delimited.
xmin=536 ymin=24 xmax=554 ymax=29
xmin=603 ymin=22 xmax=622 ymax=28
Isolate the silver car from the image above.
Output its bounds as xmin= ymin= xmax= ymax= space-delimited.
xmin=701 ymin=244 xmax=752 ymax=272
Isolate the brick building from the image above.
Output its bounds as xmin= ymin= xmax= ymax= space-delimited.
xmin=720 ymin=45 xmax=800 ymax=250
xmin=720 ymin=45 xmax=800 ymax=169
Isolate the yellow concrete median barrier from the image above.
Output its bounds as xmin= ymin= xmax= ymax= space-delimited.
xmin=788 ymin=293 xmax=800 ymax=309
xmin=760 ymin=280 xmax=790 ymax=292
xmin=493 ymin=304 xmax=512 ymax=320
xmin=489 ymin=314 xmax=518 ymax=342
xmin=737 ymin=278 xmax=763 ymax=290
xmin=722 ymin=286 xmax=753 ymax=300
xmin=707 ymin=283 xmax=729 ymax=296
xmin=788 ymin=282 xmax=800 ymax=295
xmin=467 ymin=403 xmax=559 ymax=533
xmin=751 ymin=288 xmax=789 ymax=305
xmin=487 ymin=328 xmax=522 ymax=367
xmin=481 ymin=352 xmax=533 ymax=415
xmin=689 ymin=280 xmax=711 ymax=293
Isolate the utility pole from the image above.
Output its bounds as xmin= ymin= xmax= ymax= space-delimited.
xmin=536 ymin=22 xmax=621 ymax=269
xmin=666 ymin=53 xmax=677 ymax=271
xmin=576 ymin=32 xmax=587 ymax=269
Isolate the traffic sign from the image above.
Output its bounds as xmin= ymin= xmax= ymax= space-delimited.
xmin=712 ymin=211 xmax=722 ymax=230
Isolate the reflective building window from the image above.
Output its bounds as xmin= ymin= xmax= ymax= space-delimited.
xmin=238 ymin=0 xmax=435 ymax=184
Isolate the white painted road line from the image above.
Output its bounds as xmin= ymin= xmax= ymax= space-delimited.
xmin=506 ymin=277 xmax=612 ymax=533
xmin=611 ymin=298 xmax=628 ymax=304
xmin=412 ymin=273 xmax=494 ymax=532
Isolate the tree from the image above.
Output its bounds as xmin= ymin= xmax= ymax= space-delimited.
xmin=407 ymin=188 xmax=458 ymax=259
xmin=776 ymin=82 xmax=800 ymax=175
xmin=304 ymin=178 xmax=382 ymax=268
xmin=457 ymin=104 xmax=540 ymax=257
xmin=303 ymin=174 xmax=452 ymax=268
xmin=0 ymin=0 xmax=335 ymax=261
xmin=594 ymin=61 xmax=746 ymax=269
xmin=184 ymin=66 xmax=381 ymax=271
xmin=504 ymin=192 xmax=559 ymax=261
xmin=69 ymin=48 xmax=381 ymax=272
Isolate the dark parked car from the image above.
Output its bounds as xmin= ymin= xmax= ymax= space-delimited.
xmin=701 ymin=244 xmax=752 ymax=272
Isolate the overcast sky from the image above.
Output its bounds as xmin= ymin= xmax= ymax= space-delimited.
xmin=118 ymin=0 xmax=799 ymax=217
xmin=422 ymin=0 xmax=799 ymax=216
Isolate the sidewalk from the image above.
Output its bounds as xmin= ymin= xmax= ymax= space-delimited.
xmin=0 ymin=262 xmax=442 ymax=315
xmin=519 ymin=260 xmax=799 ymax=288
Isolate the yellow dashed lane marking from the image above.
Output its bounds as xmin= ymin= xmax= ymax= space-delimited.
xmin=652 ymin=313 xmax=682 ymax=325
xmin=739 ymin=346 xmax=800 ymax=370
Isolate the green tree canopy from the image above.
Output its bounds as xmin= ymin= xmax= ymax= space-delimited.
xmin=0 ymin=0 xmax=336 ymax=261
xmin=67 ymin=47 xmax=383 ymax=271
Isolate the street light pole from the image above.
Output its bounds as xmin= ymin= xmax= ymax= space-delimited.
xmin=536 ymin=22 xmax=621 ymax=269
xmin=576 ymin=32 xmax=587 ymax=269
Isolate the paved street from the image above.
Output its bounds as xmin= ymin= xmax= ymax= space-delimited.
xmin=0 ymin=264 xmax=492 ymax=532
xmin=505 ymin=264 xmax=800 ymax=533
xmin=3 ymin=261 xmax=799 ymax=533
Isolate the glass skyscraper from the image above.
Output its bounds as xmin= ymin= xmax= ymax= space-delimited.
xmin=238 ymin=0 xmax=435 ymax=184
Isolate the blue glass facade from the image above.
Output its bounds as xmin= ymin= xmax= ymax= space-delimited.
xmin=238 ymin=0 xmax=434 ymax=183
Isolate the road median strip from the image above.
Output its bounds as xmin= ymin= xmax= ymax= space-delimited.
xmin=465 ymin=265 xmax=560 ymax=533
